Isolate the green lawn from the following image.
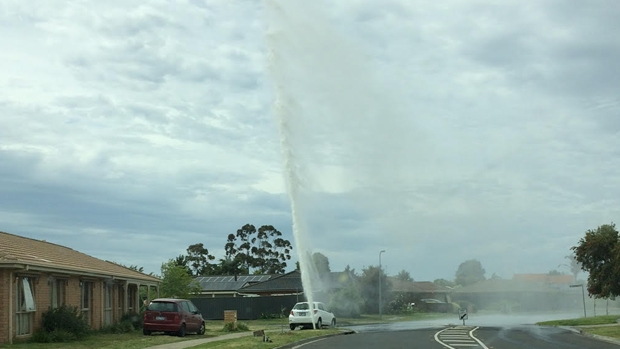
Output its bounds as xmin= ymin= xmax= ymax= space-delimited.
xmin=0 ymin=313 xmax=455 ymax=349
xmin=537 ymin=315 xmax=620 ymax=326
xmin=581 ymin=326 xmax=620 ymax=339
xmin=0 ymin=321 xmax=239 ymax=349
xmin=0 ymin=331 xmax=197 ymax=349
xmin=537 ymin=315 xmax=620 ymax=340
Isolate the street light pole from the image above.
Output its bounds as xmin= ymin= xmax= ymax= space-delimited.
xmin=581 ymin=284 xmax=587 ymax=318
xmin=379 ymin=250 xmax=386 ymax=320
xmin=570 ymin=284 xmax=587 ymax=317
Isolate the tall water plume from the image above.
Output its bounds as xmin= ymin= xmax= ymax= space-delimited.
xmin=264 ymin=0 xmax=426 ymax=315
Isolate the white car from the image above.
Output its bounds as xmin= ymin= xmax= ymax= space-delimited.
xmin=289 ymin=301 xmax=336 ymax=330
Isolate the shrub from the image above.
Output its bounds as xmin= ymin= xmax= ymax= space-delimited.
xmin=328 ymin=284 xmax=364 ymax=318
xmin=33 ymin=305 xmax=90 ymax=343
xmin=259 ymin=313 xmax=280 ymax=319
xmin=120 ymin=311 xmax=143 ymax=329
xmin=99 ymin=319 xmax=135 ymax=334
xmin=387 ymin=294 xmax=408 ymax=315
xmin=221 ymin=322 xmax=249 ymax=332
xmin=31 ymin=329 xmax=76 ymax=343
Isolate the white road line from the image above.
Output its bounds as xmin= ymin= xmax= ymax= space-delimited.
xmin=434 ymin=326 xmax=489 ymax=349
xmin=468 ymin=327 xmax=489 ymax=349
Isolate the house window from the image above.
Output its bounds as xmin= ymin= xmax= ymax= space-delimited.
xmin=16 ymin=277 xmax=36 ymax=336
xmin=104 ymin=284 xmax=113 ymax=326
xmin=117 ymin=285 xmax=124 ymax=319
xmin=128 ymin=286 xmax=136 ymax=313
xmin=50 ymin=279 xmax=66 ymax=309
xmin=81 ymin=281 xmax=93 ymax=326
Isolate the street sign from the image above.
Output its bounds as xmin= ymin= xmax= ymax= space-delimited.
xmin=459 ymin=308 xmax=468 ymax=325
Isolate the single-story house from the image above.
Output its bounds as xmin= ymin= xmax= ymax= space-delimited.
xmin=237 ymin=270 xmax=304 ymax=296
xmin=451 ymin=276 xmax=580 ymax=312
xmin=512 ymin=273 xmax=574 ymax=288
xmin=194 ymin=270 xmax=356 ymax=299
xmin=0 ymin=231 xmax=160 ymax=345
xmin=390 ymin=279 xmax=453 ymax=302
xmin=390 ymin=279 xmax=454 ymax=312
xmin=191 ymin=270 xmax=351 ymax=319
xmin=193 ymin=274 xmax=272 ymax=298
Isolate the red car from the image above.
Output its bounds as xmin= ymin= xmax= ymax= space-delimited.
xmin=143 ymin=298 xmax=206 ymax=337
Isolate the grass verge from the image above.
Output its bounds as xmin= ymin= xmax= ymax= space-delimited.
xmin=537 ymin=315 xmax=620 ymax=340
xmin=581 ymin=326 xmax=620 ymax=339
xmin=0 ymin=332 xmax=199 ymax=349
xmin=537 ymin=315 xmax=619 ymax=326
xmin=186 ymin=329 xmax=343 ymax=349
xmin=0 ymin=312 xmax=451 ymax=349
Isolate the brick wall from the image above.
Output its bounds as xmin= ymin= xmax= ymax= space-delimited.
xmin=93 ymin=280 xmax=102 ymax=328
xmin=0 ymin=267 xmax=157 ymax=345
xmin=1 ymin=272 xmax=128 ymax=344
xmin=0 ymin=270 xmax=9 ymax=345
xmin=66 ymin=276 xmax=82 ymax=312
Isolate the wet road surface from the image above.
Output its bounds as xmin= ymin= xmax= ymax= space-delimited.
xmin=293 ymin=313 xmax=620 ymax=348
xmin=296 ymin=326 xmax=619 ymax=349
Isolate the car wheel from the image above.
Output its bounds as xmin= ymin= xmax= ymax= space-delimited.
xmin=197 ymin=322 xmax=206 ymax=335
xmin=289 ymin=324 xmax=296 ymax=330
xmin=143 ymin=329 xmax=151 ymax=336
xmin=177 ymin=324 xmax=186 ymax=337
xmin=316 ymin=318 xmax=322 ymax=329
xmin=330 ymin=318 xmax=336 ymax=328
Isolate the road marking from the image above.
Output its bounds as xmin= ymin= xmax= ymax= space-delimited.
xmin=434 ymin=326 xmax=489 ymax=349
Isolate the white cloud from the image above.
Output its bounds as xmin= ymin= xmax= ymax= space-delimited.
xmin=0 ymin=0 xmax=619 ymax=281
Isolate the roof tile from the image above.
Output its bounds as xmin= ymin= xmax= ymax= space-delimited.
xmin=0 ymin=231 xmax=159 ymax=283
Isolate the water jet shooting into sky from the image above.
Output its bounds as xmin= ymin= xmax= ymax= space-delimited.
xmin=0 ymin=0 xmax=618 ymax=283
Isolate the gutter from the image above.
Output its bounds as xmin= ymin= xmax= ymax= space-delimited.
xmin=6 ymin=263 xmax=160 ymax=286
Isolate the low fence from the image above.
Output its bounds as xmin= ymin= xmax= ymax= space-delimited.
xmin=191 ymin=295 xmax=302 ymax=320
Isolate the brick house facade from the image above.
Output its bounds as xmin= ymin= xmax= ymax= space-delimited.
xmin=0 ymin=231 xmax=160 ymax=345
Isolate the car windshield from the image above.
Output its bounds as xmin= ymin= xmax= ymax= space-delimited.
xmin=147 ymin=302 xmax=178 ymax=312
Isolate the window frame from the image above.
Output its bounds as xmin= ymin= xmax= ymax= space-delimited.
xmin=15 ymin=276 xmax=36 ymax=336
xmin=81 ymin=281 xmax=93 ymax=326
xmin=103 ymin=283 xmax=113 ymax=326
xmin=50 ymin=278 xmax=66 ymax=309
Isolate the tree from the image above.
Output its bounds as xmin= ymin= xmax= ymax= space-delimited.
xmin=225 ymin=224 xmax=257 ymax=274
xmin=171 ymin=254 xmax=192 ymax=276
xmin=396 ymin=270 xmax=413 ymax=282
xmin=160 ymin=259 xmax=201 ymax=299
xmin=224 ymin=224 xmax=293 ymax=274
xmin=329 ymin=282 xmax=364 ymax=318
xmin=253 ymin=225 xmax=293 ymax=274
xmin=572 ymin=223 xmax=620 ymax=298
xmin=548 ymin=270 xmax=564 ymax=276
xmin=312 ymin=252 xmax=331 ymax=280
xmin=455 ymin=259 xmax=486 ymax=287
xmin=344 ymin=265 xmax=357 ymax=277
xmin=214 ymin=256 xmax=244 ymax=276
xmin=113 ymin=263 xmax=155 ymax=276
xmin=358 ymin=265 xmax=391 ymax=314
xmin=328 ymin=265 xmax=362 ymax=317
xmin=434 ymin=278 xmax=456 ymax=288
xmin=185 ymin=243 xmax=216 ymax=276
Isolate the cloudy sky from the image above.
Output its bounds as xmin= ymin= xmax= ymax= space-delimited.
xmin=1 ymin=0 xmax=619 ymax=282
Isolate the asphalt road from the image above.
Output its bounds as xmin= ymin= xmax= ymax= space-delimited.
xmin=294 ymin=326 xmax=620 ymax=349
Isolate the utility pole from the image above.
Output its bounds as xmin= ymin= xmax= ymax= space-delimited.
xmin=379 ymin=250 xmax=386 ymax=320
